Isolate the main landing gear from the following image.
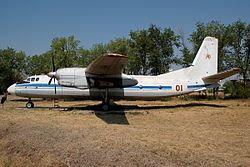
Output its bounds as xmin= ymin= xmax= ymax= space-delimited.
xmin=101 ymin=88 xmax=110 ymax=111
xmin=26 ymin=98 xmax=34 ymax=108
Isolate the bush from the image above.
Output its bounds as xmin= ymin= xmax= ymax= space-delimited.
xmin=224 ymin=80 xmax=250 ymax=99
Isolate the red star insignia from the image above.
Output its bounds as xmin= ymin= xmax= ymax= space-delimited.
xmin=206 ymin=54 xmax=211 ymax=60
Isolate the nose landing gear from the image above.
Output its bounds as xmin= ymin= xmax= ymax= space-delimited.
xmin=26 ymin=98 xmax=34 ymax=108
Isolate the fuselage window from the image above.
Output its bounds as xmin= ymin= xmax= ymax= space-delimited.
xmin=31 ymin=78 xmax=35 ymax=82
xmin=36 ymin=78 xmax=39 ymax=81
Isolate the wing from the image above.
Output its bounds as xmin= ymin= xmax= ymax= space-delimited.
xmin=202 ymin=68 xmax=240 ymax=83
xmin=85 ymin=53 xmax=128 ymax=75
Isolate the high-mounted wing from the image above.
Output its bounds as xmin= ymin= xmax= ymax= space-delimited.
xmin=202 ymin=68 xmax=240 ymax=83
xmin=85 ymin=53 xmax=128 ymax=75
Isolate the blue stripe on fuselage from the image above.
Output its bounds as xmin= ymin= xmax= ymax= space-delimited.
xmin=15 ymin=83 xmax=211 ymax=90
xmin=128 ymin=85 xmax=172 ymax=89
xmin=187 ymin=84 xmax=211 ymax=89
xmin=16 ymin=84 xmax=173 ymax=89
xmin=15 ymin=83 xmax=62 ymax=88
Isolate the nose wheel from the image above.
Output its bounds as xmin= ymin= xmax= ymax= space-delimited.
xmin=26 ymin=98 xmax=34 ymax=108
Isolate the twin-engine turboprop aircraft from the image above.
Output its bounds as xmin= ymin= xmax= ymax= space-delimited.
xmin=7 ymin=37 xmax=240 ymax=110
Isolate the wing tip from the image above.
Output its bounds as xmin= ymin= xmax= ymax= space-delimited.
xmin=231 ymin=67 xmax=241 ymax=73
xmin=104 ymin=53 xmax=128 ymax=58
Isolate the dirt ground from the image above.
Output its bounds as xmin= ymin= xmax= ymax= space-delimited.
xmin=0 ymin=96 xmax=250 ymax=167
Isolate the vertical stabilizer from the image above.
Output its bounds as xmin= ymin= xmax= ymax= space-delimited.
xmin=191 ymin=37 xmax=218 ymax=78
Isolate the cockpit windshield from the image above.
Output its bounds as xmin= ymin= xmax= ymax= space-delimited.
xmin=18 ymin=77 xmax=40 ymax=84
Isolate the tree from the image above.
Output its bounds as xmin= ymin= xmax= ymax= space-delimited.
xmin=129 ymin=29 xmax=149 ymax=74
xmin=0 ymin=48 xmax=26 ymax=93
xmin=50 ymin=35 xmax=80 ymax=68
xmin=106 ymin=37 xmax=129 ymax=55
xmin=77 ymin=43 xmax=109 ymax=68
xmin=225 ymin=20 xmax=250 ymax=94
xmin=179 ymin=31 xmax=194 ymax=67
xmin=184 ymin=21 xmax=228 ymax=71
xmin=148 ymin=25 xmax=180 ymax=75
xmin=128 ymin=25 xmax=179 ymax=75
xmin=77 ymin=47 xmax=91 ymax=67
xmin=89 ymin=43 xmax=108 ymax=62
xmin=25 ymin=52 xmax=52 ymax=75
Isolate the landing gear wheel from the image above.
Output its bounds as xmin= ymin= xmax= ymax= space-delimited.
xmin=101 ymin=88 xmax=110 ymax=111
xmin=102 ymin=103 xmax=110 ymax=111
xmin=26 ymin=102 xmax=34 ymax=108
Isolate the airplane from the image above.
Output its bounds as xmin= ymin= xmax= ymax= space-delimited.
xmin=7 ymin=37 xmax=240 ymax=110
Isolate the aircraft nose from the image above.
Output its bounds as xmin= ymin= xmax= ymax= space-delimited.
xmin=7 ymin=84 xmax=16 ymax=95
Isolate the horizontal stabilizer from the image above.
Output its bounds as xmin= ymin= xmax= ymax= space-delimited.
xmin=202 ymin=68 xmax=240 ymax=83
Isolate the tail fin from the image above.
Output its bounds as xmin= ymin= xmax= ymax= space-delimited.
xmin=191 ymin=37 xmax=218 ymax=78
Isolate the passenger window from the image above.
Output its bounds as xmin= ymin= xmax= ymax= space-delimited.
xmin=31 ymin=78 xmax=35 ymax=82
xmin=36 ymin=78 xmax=39 ymax=81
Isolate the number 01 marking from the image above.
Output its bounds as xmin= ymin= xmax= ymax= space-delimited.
xmin=176 ymin=85 xmax=183 ymax=91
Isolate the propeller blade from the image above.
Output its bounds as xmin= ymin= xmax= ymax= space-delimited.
xmin=52 ymin=54 xmax=56 ymax=72
xmin=48 ymin=77 xmax=53 ymax=85
xmin=49 ymin=51 xmax=57 ymax=94
xmin=54 ymin=78 xmax=56 ymax=94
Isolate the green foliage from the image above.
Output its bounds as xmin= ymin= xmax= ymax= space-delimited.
xmin=224 ymin=20 xmax=250 ymax=88
xmin=25 ymin=52 xmax=52 ymax=75
xmin=50 ymin=35 xmax=80 ymax=68
xmin=179 ymin=20 xmax=250 ymax=98
xmin=76 ymin=43 xmax=109 ymax=68
xmin=179 ymin=32 xmax=194 ymax=67
xmin=106 ymin=38 xmax=129 ymax=55
xmin=185 ymin=21 xmax=228 ymax=71
xmin=224 ymin=81 xmax=250 ymax=98
xmin=77 ymin=48 xmax=91 ymax=67
xmin=129 ymin=29 xmax=149 ymax=74
xmin=128 ymin=24 xmax=180 ymax=75
xmin=77 ymin=38 xmax=130 ymax=68
xmin=0 ymin=48 xmax=26 ymax=93
xmin=89 ymin=43 xmax=108 ymax=60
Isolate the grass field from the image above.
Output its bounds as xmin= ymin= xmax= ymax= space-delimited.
xmin=0 ymin=96 xmax=250 ymax=167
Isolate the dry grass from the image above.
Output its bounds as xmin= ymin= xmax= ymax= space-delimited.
xmin=0 ymin=96 xmax=250 ymax=167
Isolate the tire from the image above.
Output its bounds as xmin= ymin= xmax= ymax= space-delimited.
xmin=26 ymin=102 xmax=34 ymax=108
xmin=102 ymin=103 xmax=109 ymax=111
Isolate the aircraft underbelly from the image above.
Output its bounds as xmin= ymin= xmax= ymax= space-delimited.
xmin=15 ymin=85 xmax=90 ymax=98
xmin=15 ymin=83 xmax=203 ymax=100
xmin=107 ymin=88 xmax=192 ymax=100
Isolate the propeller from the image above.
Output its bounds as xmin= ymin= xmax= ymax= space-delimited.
xmin=48 ymin=53 xmax=57 ymax=94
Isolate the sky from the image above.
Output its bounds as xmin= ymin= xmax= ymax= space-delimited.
xmin=0 ymin=0 xmax=250 ymax=55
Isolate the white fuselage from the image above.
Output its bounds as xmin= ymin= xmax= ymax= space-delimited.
xmin=8 ymin=68 xmax=210 ymax=100
xmin=7 ymin=37 xmax=222 ymax=101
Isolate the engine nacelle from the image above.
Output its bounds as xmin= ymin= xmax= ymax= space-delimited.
xmin=86 ymin=73 xmax=138 ymax=88
xmin=56 ymin=68 xmax=88 ymax=88
xmin=55 ymin=67 xmax=138 ymax=89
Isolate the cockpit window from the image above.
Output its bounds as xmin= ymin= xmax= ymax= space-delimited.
xmin=36 ymin=78 xmax=39 ymax=81
xmin=31 ymin=78 xmax=35 ymax=82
